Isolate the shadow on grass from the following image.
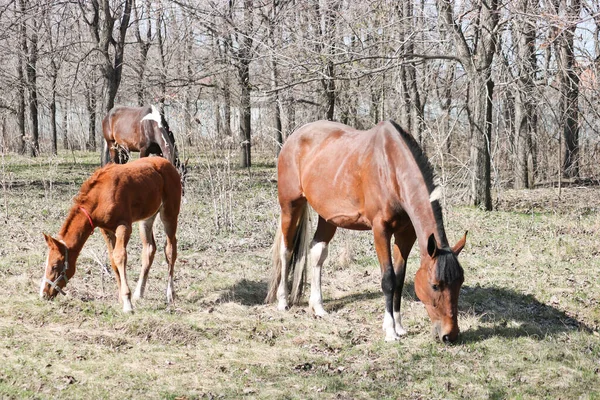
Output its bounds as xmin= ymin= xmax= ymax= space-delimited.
xmin=219 ymin=279 xmax=269 ymax=306
xmin=457 ymin=284 xmax=592 ymax=343
xmin=220 ymin=279 xmax=592 ymax=342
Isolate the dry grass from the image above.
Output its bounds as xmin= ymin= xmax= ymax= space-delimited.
xmin=0 ymin=150 xmax=599 ymax=399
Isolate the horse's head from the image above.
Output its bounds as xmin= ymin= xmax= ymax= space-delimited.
xmin=414 ymin=232 xmax=467 ymax=343
xmin=40 ymin=234 xmax=73 ymax=299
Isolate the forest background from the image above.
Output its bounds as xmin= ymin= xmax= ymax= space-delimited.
xmin=2 ymin=0 xmax=600 ymax=209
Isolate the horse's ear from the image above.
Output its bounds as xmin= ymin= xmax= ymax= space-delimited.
xmin=452 ymin=231 xmax=468 ymax=256
xmin=427 ymin=233 xmax=438 ymax=258
xmin=43 ymin=233 xmax=60 ymax=249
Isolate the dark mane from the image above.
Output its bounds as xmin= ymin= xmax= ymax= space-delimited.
xmin=389 ymin=120 xmax=436 ymax=195
xmin=389 ymin=120 xmax=449 ymax=244
xmin=436 ymin=249 xmax=464 ymax=285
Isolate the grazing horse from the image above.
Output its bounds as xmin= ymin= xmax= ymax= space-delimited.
xmin=266 ymin=120 xmax=467 ymax=343
xmin=101 ymin=105 xmax=187 ymax=190
xmin=40 ymin=157 xmax=182 ymax=313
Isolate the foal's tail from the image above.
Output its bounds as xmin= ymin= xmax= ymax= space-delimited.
xmin=101 ymin=139 xmax=110 ymax=166
xmin=265 ymin=204 xmax=311 ymax=305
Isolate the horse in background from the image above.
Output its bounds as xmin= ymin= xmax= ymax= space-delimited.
xmin=101 ymin=105 xmax=188 ymax=190
xmin=265 ymin=120 xmax=467 ymax=343
xmin=40 ymin=157 xmax=182 ymax=313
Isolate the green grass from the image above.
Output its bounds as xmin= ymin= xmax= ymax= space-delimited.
xmin=0 ymin=149 xmax=599 ymax=398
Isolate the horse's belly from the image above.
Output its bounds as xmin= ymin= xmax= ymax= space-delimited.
xmin=314 ymin=206 xmax=372 ymax=230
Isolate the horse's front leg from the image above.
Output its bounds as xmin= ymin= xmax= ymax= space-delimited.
xmin=392 ymin=229 xmax=417 ymax=336
xmin=373 ymin=220 xmax=398 ymax=341
xmin=113 ymin=224 xmax=133 ymax=312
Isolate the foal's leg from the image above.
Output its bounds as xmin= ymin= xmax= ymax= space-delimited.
xmin=277 ymin=199 xmax=307 ymax=311
xmin=133 ymin=214 xmax=158 ymax=301
xmin=100 ymin=229 xmax=122 ymax=297
xmin=308 ymin=217 xmax=336 ymax=316
xmin=160 ymin=207 xmax=178 ymax=304
xmin=392 ymin=229 xmax=416 ymax=336
xmin=113 ymin=224 xmax=133 ymax=313
xmin=373 ymin=220 xmax=399 ymax=341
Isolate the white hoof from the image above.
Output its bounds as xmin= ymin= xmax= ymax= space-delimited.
xmin=122 ymin=298 xmax=133 ymax=313
xmin=166 ymin=290 xmax=175 ymax=304
xmin=384 ymin=332 xmax=401 ymax=342
xmin=309 ymin=302 xmax=328 ymax=317
xmin=395 ymin=324 xmax=408 ymax=336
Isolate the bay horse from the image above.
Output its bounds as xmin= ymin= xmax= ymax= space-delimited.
xmin=265 ymin=120 xmax=467 ymax=343
xmin=40 ymin=157 xmax=182 ymax=313
xmin=101 ymin=105 xmax=187 ymax=190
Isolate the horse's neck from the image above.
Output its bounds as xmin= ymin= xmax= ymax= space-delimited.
xmin=391 ymin=141 xmax=448 ymax=255
xmin=57 ymin=206 xmax=94 ymax=264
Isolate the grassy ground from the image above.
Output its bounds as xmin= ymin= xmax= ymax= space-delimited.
xmin=0 ymin=150 xmax=599 ymax=399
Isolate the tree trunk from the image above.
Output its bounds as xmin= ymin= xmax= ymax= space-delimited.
xmin=17 ymin=1 xmax=26 ymax=155
xmin=157 ymin=7 xmax=167 ymax=113
xmin=513 ymin=3 xmax=536 ymax=189
xmin=62 ymin=100 xmax=69 ymax=150
xmin=82 ymin=0 xmax=133 ymax=114
xmin=26 ymin=16 xmax=40 ymax=157
xmin=553 ymin=0 xmax=581 ymax=178
xmin=134 ymin=0 xmax=151 ymax=106
xmin=50 ymin=61 xmax=58 ymax=155
xmin=466 ymin=74 xmax=494 ymax=209
xmin=436 ymin=0 xmax=499 ymax=210
xmin=236 ymin=0 xmax=253 ymax=168
xmin=86 ymin=81 xmax=97 ymax=151
xmin=239 ymin=59 xmax=252 ymax=167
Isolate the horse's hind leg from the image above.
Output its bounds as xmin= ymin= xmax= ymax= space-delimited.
xmin=308 ymin=217 xmax=336 ymax=316
xmin=276 ymin=199 xmax=307 ymax=311
xmin=113 ymin=224 xmax=133 ymax=312
xmin=133 ymin=214 xmax=158 ymax=302
xmin=159 ymin=206 xmax=178 ymax=304
xmin=101 ymin=229 xmax=122 ymax=297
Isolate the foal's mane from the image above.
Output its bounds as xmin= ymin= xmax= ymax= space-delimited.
xmin=388 ymin=120 xmax=463 ymax=284
xmin=73 ymin=165 xmax=115 ymax=205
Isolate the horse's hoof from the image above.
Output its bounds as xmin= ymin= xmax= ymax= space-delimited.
xmin=395 ymin=325 xmax=408 ymax=336
xmin=310 ymin=304 xmax=328 ymax=317
xmin=384 ymin=333 xmax=401 ymax=342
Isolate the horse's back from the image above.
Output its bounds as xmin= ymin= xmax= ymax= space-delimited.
xmin=102 ymin=106 xmax=151 ymax=144
xmin=278 ymin=121 xmax=401 ymax=228
xmin=90 ymin=157 xmax=181 ymax=225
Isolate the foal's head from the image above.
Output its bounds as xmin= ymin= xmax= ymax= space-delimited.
xmin=40 ymin=234 xmax=73 ymax=299
xmin=414 ymin=232 xmax=467 ymax=343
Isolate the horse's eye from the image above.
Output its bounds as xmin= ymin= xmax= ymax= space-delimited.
xmin=431 ymin=284 xmax=439 ymax=291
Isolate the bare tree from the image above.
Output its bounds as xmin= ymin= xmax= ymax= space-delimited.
xmin=552 ymin=0 xmax=582 ymax=178
xmin=436 ymin=0 xmax=500 ymax=210
xmin=80 ymin=0 xmax=133 ymax=114
xmin=512 ymin=1 xmax=537 ymax=188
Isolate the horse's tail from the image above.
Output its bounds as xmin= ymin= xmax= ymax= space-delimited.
xmin=101 ymin=139 xmax=110 ymax=166
xmin=265 ymin=204 xmax=311 ymax=305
